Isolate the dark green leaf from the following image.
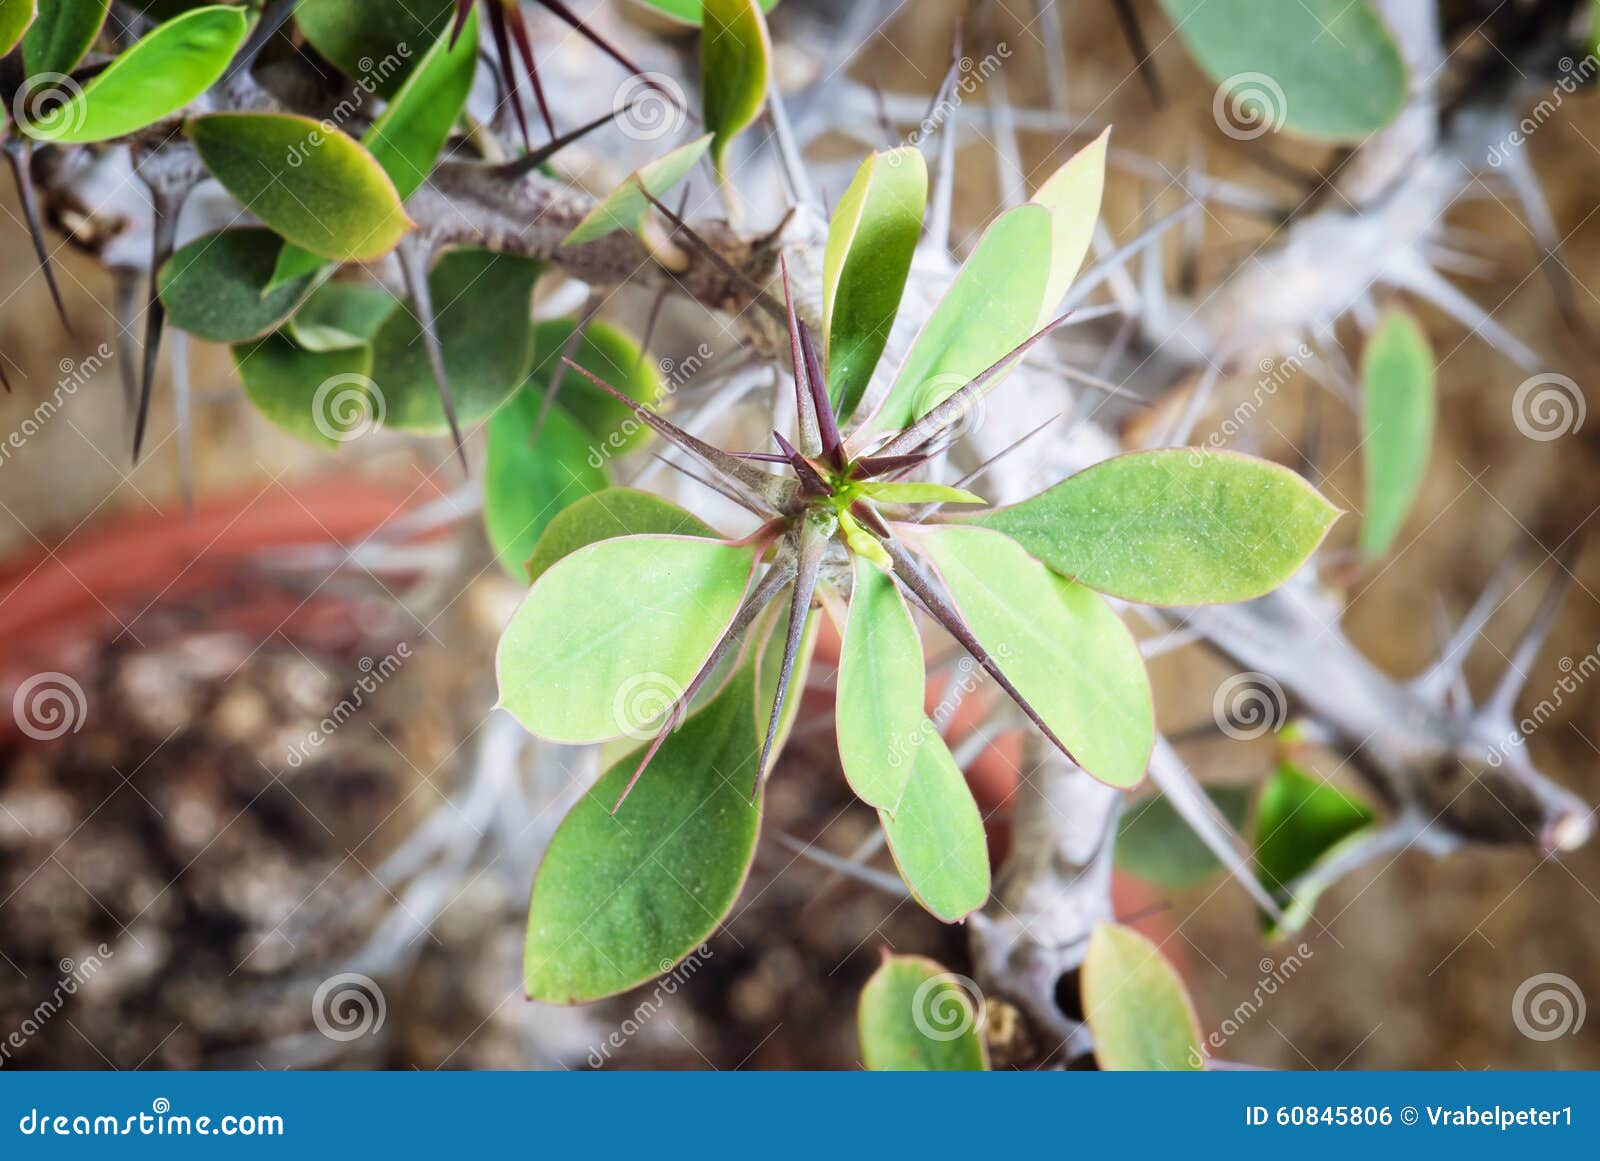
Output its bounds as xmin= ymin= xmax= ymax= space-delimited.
xmin=287 ymin=282 xmax=397 ymax=352
xmin=524 ymin=664 xmax=763 ymax=1003
xmin=701 ymin=0 xmax=770 ymax=177
xmin=484 ymin=398 xmax=609 ymax=578
xmin=233 ymin=333 xmax=378 ymax=449
xmin=1254 ymin=761 xmax=1376 ymax=934
xmin=22 ymin=0 xmax=109 ymax=76
xmin=634 ymin=0 xmax=778 ymax=24
xmin=525 ymin=319 xmax=663 ymax=450
xmin=295 ymin=0 xmax=454 ymax=98
xmin=157 ymin=228 xmax=317 ymax=343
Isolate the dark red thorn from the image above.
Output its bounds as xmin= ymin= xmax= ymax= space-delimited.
xmin=133 ymin=183 xmax=187 ymax=463
xmin=796 ymin=317 xmax=843 ymax=466
xmin=853 ymin=452 xmax=932 ymax=479
xmin=492 ymin=102 xmax=631 ymax=179
xmin=729 ymin=451 xmax=792 ymax=463
xmin=484 ymin=0 xmax=531 ymax=150
xmin=449 ymin=0 xmax=474 ymax=48
xmin=772 ymin=430 xmax=829 ymax=497
xmin=614 ymin=557 xmax=796 ymax=812
xmin=501 ymin=0 xmax=559 ymax=141
xmin=778 ymin=254 xmax=820 ymax=457
xmin=532 ymin=0 xmax=673 ymax=102
xmin=753 ymin=522 xmax=826 ymax=800
xmin=640 ymin=190 xmax=788 ymax=326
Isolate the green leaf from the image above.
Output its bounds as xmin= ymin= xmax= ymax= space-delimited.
xmin=977 ymin=449 xmax=1340 ymax=606
xmin=270 ymin=8 xmax=477 ymax=288
xmin=563 ymin=135 xmax=713 ymax=248
xmin=836 ymin=558 xmax=924 ymax=812
xmin=856 ymin=481 xmax=985 ymax=506
xmin=0 ymin=0 xmax=34 ymax=56
xmin=1030 ymin=128 xmax=1108 ymax=322
xmin=525 ymin=664 xmax=763 ymax=1004
xmin=1115 ymin=786 xmax=1252 ymax=890
xmin=23 ymin=0 xmax=108 ymax=76
xmin=295 ymin=0 xmax=454 ymax=98
xmin=1254 ymin=761 xmax=1376 ymax=935
xmin=497 ymin=534 xmax=756 ymax=744
xmin=188 ymin=113 xmax=413 ymax=262
xmin=822 ymin=149 xmax=926 ymax=420
xmin=233 ymin=334 xmax=377 ymax=449
xmin=23 ymin=5 xmax=250 ymax=144
xmin=701 ymin=0 xmax=770 ymax=178
xmin=858 ymin=955 xmax=987 ymax=1071
xmin=1359 ymin=310 xmax=1435 ymax=559
xmin=870 ymin=204 xmax=1052 ymax=432
xmin=880 ymin=727 xmax=990 ymax=922
xmin=1082 ymin=923 xmax=1205 ymax=1071
xmin=634 ymin=0 xmax=778 ymax=25
xmin=287 ymin=282 xmax=396 ymax=352
xmin=484 ymin=397 xmax=609 ymax=578
xmin=367 ymin=248 xmax=543 ymax=431
xmin=157 ymin=228 xmax=318 ymax=343
xmin=919 ymin=526 xmax=1153 ymax=789
xmin=526 ymin=319 xmax=663 ymax=451
xmin=524 ymin=489 xmax=718 ymax=586
xmin=1158 ymin=0 xmax=1406 ymax=142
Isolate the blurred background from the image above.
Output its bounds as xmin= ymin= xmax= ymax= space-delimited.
xmin=1 ymin=0 xmax=1597 ymax=1070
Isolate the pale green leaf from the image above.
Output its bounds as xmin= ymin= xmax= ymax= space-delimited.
xmin=823 ymin=148 xmax=925 ymax=419
xmin=920 ymin=526 xmax=1153 ymax=788
xmin=858 ymin=955 xmax=987 ymax=1071
xmin=367 ymin=248 xmax=542 ymax=431
xmin=838 ymin=509 xmax=890 ymax=570
xmin=977 ymin=449 xmax=1340 ymax=606
xmin=836 ymin=557 xmax=924 ymax=812
xmin=1030 ymin=128 xmax=1108 ymax=322
xmin=525 ymin=665 xmax=762 ymax=1003
xmin=856 ymin=481 xmax=985 ymax=506
xmin=24 ymin=6 xmax=250 ymax=144
xmin=564 ymin=135 xmax=713 ymax=248
xmin=524 ymin=489 xmax=718 ymax=586
xmin=634 ymin=0 xmax=778 ymax=25
xmin=870 ymin=204 xmax=1052 ymax=432
xmin=1083 ymin=923 xmax=1205 ymax=1071
xmin=1359 ymin=310 xmax=1435 ymax=559
xmin=158 ymin=228 xmax=317 ymax=343
xmin=188 ymin=113 xmax=413 ymax=262
xmin=497 ymin=534 xmax=756 ymax=744
xmin=880 ymin=726 xmax=990 ymax=922
xmin=701 ymin=0 xmax=770 ymax=176
xmin=1159 ymin=0 xmax=1406 ymax=141
xmin=484 ymin=396 xmax=609 ymax=578
xmin=23 ymin=0 xmax=109 ymax=76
